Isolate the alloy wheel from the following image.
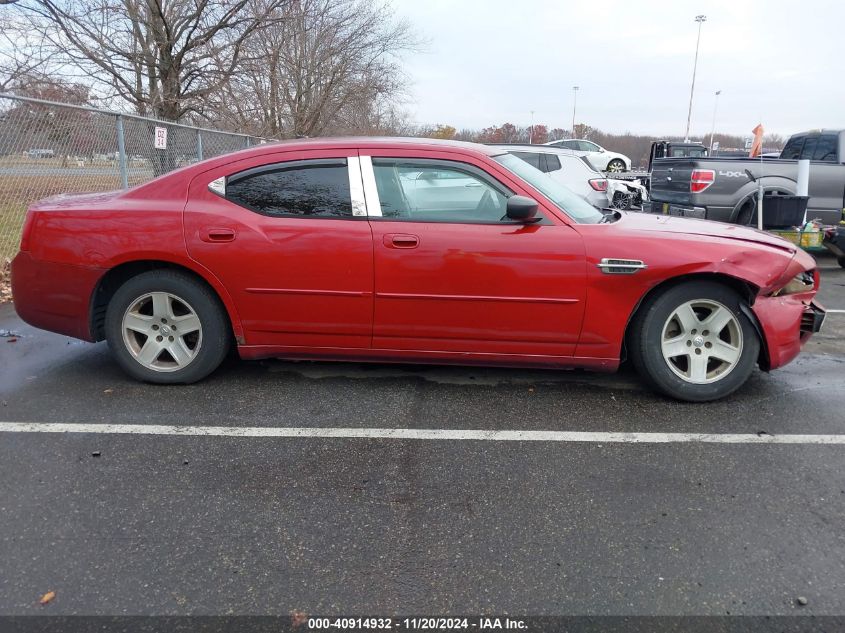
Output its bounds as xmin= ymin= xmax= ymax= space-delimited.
xmin=660 ymin=299 xmax=743 ymax=384
xmin=121 ymin=292 xmax=203 ymax=372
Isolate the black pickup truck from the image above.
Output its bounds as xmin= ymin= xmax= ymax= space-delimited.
xmin=648 ymin=130 xmax=845 ymax=226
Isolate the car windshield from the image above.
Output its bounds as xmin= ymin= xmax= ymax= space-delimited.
xmin=493 ymin=153 xmax=604 ymax=224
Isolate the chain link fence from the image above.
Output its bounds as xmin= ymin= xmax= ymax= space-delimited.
xmin=0 ymin=93 xmax=269 ymax=266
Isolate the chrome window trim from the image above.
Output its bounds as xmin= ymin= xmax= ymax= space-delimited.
xmin=359 ymin=155 xmax=383 ymax=217
xmin=347 ymin=156 xmax=367 ymax=217
xmin=207 ymin=176 xmax=225 ymax=197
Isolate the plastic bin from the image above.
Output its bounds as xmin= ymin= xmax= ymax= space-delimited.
xmin=770 ymin=228 xmax=824 ymax=249
xmin=761 ymin=195 xmax=809 ymax=229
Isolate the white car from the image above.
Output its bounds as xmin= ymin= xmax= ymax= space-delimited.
xmin=492 ymin=144 xmax=610 ymax=208
xmin=544 ymin=139 xmax=631 ymax=173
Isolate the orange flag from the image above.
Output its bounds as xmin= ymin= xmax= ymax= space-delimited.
xmin=749 ymin=123 xmax=764 ymax=158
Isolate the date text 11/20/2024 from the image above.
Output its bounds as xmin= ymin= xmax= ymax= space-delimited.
xmin=307 ymin=617 xmax=528 ymax=630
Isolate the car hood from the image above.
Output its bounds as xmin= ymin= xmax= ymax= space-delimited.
xmin=618 ymin=212 xmax=796 ymax=252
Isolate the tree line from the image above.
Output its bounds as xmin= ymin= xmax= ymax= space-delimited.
xmin=418 ymin=123 xmax=786 ymax=169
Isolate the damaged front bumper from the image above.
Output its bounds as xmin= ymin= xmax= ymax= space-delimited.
xmin=752 ymin=294 xmax=826 ymax=370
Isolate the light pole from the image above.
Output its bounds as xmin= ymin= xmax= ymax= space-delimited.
xmin=684 ymin=14 xmax=706 ymax=142
xmin=709 ymin=90 xmax=721 ymax=153
xmin=571 ymin=86 xmax=579 ymax=137
xmin=529 ymin=110 xmax=535 ymax=144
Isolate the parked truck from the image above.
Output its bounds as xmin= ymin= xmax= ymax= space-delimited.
xmin=648 ymin=130 xmax=845 ymax=226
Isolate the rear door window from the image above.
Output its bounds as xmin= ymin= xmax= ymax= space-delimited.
xmin=813 ymin=134 xmax=839 ymax=162
xmin=512 ymin=152 xmax=542 ymax=171
xmin=225 ymin=160 xmax=353 ymax=218
xmin=544 ymin=154 xmax=562 ymax=172
xmin=799 ymin=136 xmax=818 ymax=160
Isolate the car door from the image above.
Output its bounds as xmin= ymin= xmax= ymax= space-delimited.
xmin=360 ymin=151 xmax=587 ymax=357
xmin=184 ymin=150 xmax=374 ymax=348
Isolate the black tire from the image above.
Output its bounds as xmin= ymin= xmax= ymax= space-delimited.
xmin=104 ymin=269 xmax=230 ymax=384
xmin=612 ymin=192 xmax=634 ymax=210
xmin=628 ymin=281 xmax=760 ymax=402
xmin=606 ymin=159 xmax=626 ymax=173
xmin=735 ymin=196 xmax=756 ymax=226
xmin=838 ymin=256 xmax=845 ymax=269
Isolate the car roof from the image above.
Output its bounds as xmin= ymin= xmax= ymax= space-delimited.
xmin=490 ymin=143 xmax=579 ymax=156
xmin=251 ymin=136 xmax=507 ymax=156
xmin=790 ymin=129 xmax=844 ymax=136
xmin=126 ymin=136 xmax=511 ymax=196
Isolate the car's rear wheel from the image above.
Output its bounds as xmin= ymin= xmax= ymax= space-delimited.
xmin=105 ymin=270 xmax=230 ymax=383
xmin=606 ymin=159 xmax=626 ymax=173
xmin=628 ymin=281 xmax=760 ymax=402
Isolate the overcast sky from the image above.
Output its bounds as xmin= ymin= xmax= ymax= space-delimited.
xmin=393 ymin=0 xmax=845 ymax=139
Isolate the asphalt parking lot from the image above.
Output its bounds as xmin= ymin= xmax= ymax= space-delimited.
xmin=1 ymin=253 xmax=844 ymax=619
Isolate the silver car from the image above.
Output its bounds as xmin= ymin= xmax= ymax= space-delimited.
xmin=491 ymin=144 xmax=610 ymax=208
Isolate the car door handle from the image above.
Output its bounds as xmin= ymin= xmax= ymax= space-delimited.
xmin=202 ymin=228 xmax=236 ymax=243
xmin=384 ymin=233 xmax=419 ymax=249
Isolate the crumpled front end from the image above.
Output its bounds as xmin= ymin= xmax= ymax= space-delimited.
xmin=751 ymin=250 xmax=825 ymax=370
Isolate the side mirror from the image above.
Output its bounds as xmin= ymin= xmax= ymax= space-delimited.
xmin=506 ymin=195 xmax=540 ymax=222
xmin=599 ymin=148 xmax=606 ymax=153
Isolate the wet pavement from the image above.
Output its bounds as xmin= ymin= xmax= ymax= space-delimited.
xmin=0 ymin=253 xmax=843 ymax=617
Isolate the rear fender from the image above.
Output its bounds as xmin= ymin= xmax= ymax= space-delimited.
xmin=96 ymin=252 xmax=245 ymax=344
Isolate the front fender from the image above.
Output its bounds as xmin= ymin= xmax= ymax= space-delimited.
xmin=573 ymin=226 xmax=798 ymax=361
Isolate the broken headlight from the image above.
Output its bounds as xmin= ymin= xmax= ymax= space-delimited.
xmin=773 ymin=270 xmax=815 ymax=296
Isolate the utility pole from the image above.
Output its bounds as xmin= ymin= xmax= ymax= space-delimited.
xmin=709 ymin=90 xmax=721 ymax=153
xmin=529 ymin=110 xmax=535 ymax=144
xmin=684 ymin=15 xmax=707 ymax=142
xmin=571 ymin=86 xmax=579 ymax=137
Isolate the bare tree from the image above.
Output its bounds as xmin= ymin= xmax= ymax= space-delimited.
xmin=0 ymin=9 xmax=57 ymax=91
xmin=10 ymin=0 xmax=288 ymax=121
xmin=217 ymin=0 xmax=418 ymax=138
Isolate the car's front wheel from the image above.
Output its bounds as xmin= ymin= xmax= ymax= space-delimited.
xmin=105 ymin=270 xmax=230 ymax=383
xmin=628 ymin=281 xmax=760 ymax=402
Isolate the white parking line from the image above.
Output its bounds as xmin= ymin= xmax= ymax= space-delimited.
xmin=1 ymin=422 xmax=845 ymax=444
xmin=825 ymin=309 xmax=845 ymax=314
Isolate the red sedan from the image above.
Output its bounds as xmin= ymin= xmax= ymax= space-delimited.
xmin=11 ymin=138 xmax=825 ymax=401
